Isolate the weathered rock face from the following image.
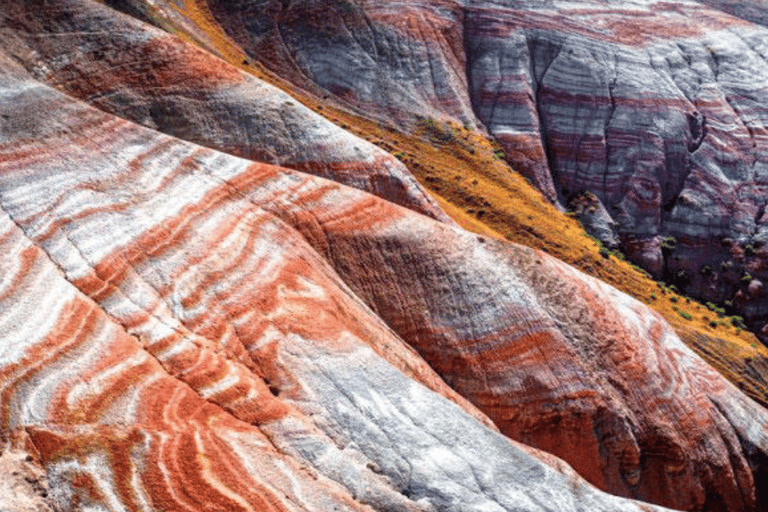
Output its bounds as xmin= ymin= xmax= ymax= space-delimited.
xmin=569 ymin=192 xmax=621 ymax=250
xmin=0 ymin=439 xmax=56 ymax=512
xmin=204 ymin=0 xmax=768 ymax=339
xmin=0 ymin=0 xmax=450 ymax=224
xmin=0 ymin=47 xmax=678 ymax=512
xmin=2 ymin=2 xmax=768 ymax=512
xmin=699 ymin=0 xmax=768 ymax=27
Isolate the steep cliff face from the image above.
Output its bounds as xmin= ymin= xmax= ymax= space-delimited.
xmin=197 ymin=0 xmax=768 ymax=339
xmin=2 ymin=2 xmax=768 ymax=512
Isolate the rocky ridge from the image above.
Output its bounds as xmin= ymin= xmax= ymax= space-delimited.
xmin=1 ymin=1 xmax=768 ymax=512
xmin=191 ymin=0 xmax=768 ymax=339
xmin=0 ymin=42 xmax=669 ymax=512
xmin=1 ymin=0 xmax=448 ymax=223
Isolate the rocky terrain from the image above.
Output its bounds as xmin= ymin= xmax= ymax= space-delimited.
xmin=178 ymin=0 xmax=768 ymax=339
xmin=2 ymin=1 xmax=768 ymax=511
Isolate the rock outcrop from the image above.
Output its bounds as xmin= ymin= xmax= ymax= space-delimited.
xmin=0 ymin=438 xmax=56 ymax=512
xmin=1 ymin=2 xmax=768 ymax=512
xmin=0 ymin=46 xmax=669 ymax=512
xmin=197 ymin=0 xmax=768 ymax=339
xmin=0 ymin=0 xmax=449 ymax=224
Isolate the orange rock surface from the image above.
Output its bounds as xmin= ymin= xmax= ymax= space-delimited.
xmin=0 ymin=2 xmax=767 ymax=512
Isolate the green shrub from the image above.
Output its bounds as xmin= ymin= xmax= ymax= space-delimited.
xmin=661 ymin=237 xmax=677 ymax=251
xmin=607 ymin=250 xmax=626 ymax=261
xmin=418 ymin=117 xmax=455 ymax=144
xmin=676 ymin=309 xmax=693 ymax=321
xmin=730 ymin=316 xmax=747 ymax=330
xmin=706 ymin=304 xmax=725 ymax=317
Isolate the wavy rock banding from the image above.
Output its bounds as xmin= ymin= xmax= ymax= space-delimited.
xmin=208 ymin=0 xmax=768 ymax=338
xmin=0 ymin=0 xmax=449 ymax=224
xmin=1 ymin=1 xmax=768 ymax=512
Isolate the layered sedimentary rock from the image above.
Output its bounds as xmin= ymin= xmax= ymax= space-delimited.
xmin=3 ymin=2 xmax=768 ymax=511
xmin=199 ymin=0 xmax=768 ymax=337
xmin=699 ymin=0 xmax=768 ymax=27
xmin=0 ymin=46 xmax=678 ymax=512
xmin=1 ymin=8 xmax=768 ymax=509
xmin=0 ymin=0 xmax=449 ymax=223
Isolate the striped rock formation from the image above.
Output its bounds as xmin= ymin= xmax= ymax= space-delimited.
xmin=0 ymin=0 xmax=448 ymax=223
xmin=196 ymin=0 xmax=768 ymax=339
xmin=0 ymin=44 xmax=672 ymax=512
xmin=699 ymin=0 xmax=768 ymax=27
xmin=1 ymin=2 xmax=768 ymax=511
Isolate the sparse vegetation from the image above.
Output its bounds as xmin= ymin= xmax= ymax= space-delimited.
xmin=731 ymin=316 xmax=747 ymax=330
xmin=417 ymin=116 xmax=456 ymax=144
xmin=205 ymin=24 xmax=768 ymax=405
xmin=661 ymin=236 xmax=677 ymax=251
xmin=128 ymin=0 xmax=768 ymax=409
xmin=706 ymin=302 xmax=727 ymax=317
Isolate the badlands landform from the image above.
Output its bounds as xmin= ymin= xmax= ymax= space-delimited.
xmin=2 ymin=1 xmax=768 ymax=511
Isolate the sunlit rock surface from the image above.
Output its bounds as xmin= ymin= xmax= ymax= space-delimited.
xmin=0 ymin=0 xmax=449 ymax=223
xmin=0 ymin=47 xmax=675 ymax=512
xmin=1 ymin=2 xmax=768 ymax=512
xmin=205 ymin=0 xmax=768 ymax=336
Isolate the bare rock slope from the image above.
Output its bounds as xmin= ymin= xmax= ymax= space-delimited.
xmin=1 ymin=2 xmax=768 ymax=512
xmin=197 ymin=0 xmax=768 ymax=338
xmin=0 ymin=0 xmax=448 ymax=223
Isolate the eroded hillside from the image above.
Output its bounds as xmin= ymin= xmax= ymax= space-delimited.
xmin=125 ymin=0 xmax=768 ymax=335
xmin=91 ymin=0 xmax=768 ymax=410
xmin=1 ymin=1 xmax=768 ymax=512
